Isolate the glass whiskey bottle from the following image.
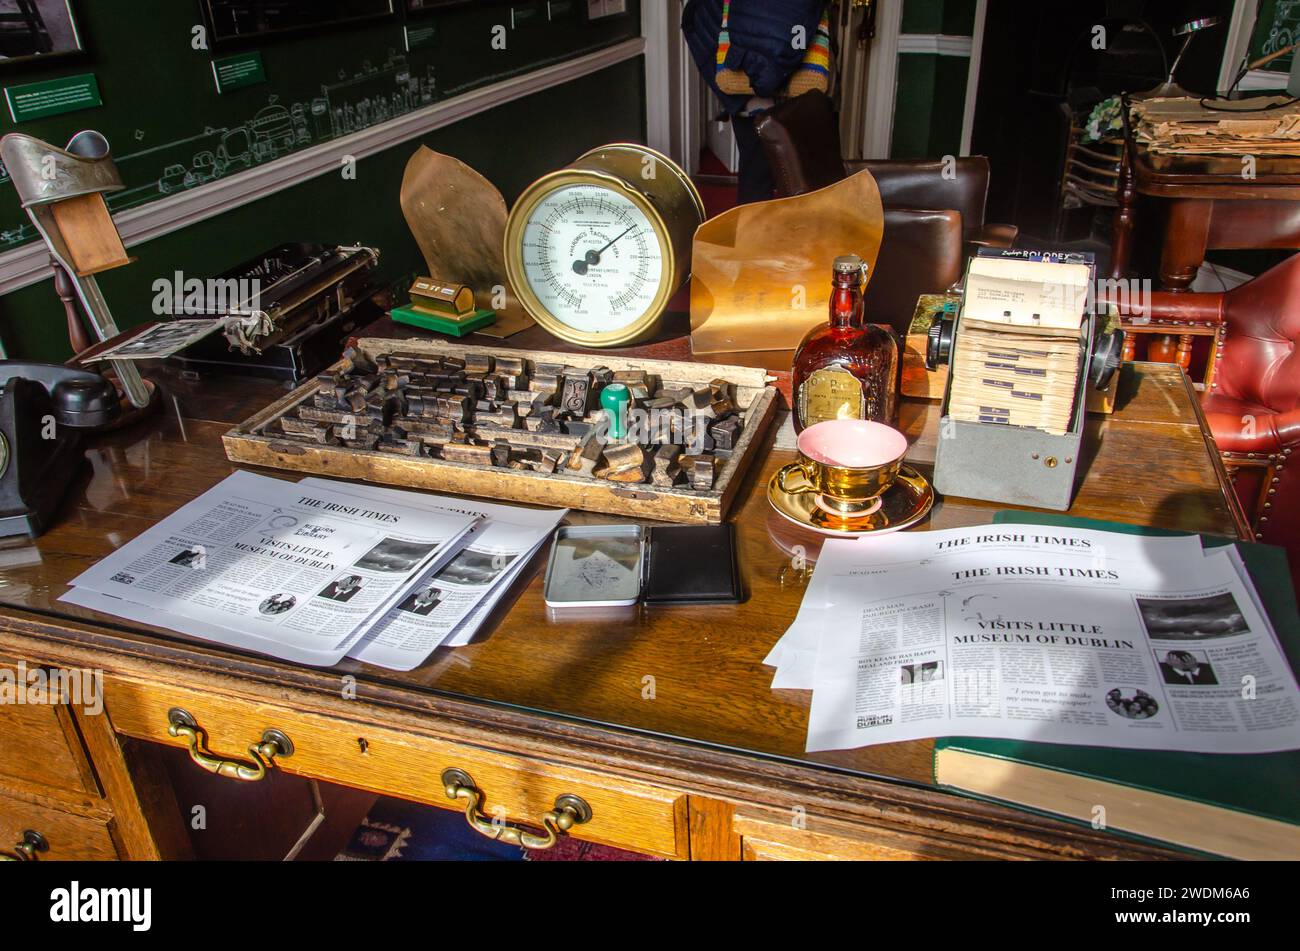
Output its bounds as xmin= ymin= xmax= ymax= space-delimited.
xmin=792 ymin=254 xmax=898 ymax=433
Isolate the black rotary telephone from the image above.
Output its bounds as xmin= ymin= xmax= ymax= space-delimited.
xmin=0 ymin=363 xmax=120 ymax=538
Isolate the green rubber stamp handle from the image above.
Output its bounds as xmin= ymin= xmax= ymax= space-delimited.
xmin=600 ymin=383 xmax=631 ymax=440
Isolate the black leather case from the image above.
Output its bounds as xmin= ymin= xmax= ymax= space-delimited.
xmin=641 ymin=524 xmax=742 ymax=605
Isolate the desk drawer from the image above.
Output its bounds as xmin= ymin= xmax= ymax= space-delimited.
xmin=0 ymin=691 xmax=100 ymax=797
xmin=0 ymin=791 xmax=118 ymax=861
xmin=105 ymin=678 xmax=689 ymax=859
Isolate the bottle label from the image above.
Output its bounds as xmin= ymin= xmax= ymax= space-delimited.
xmin=797 ymin=364 xmax=867 ymax=427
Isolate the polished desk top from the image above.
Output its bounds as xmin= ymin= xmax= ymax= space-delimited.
xmin=0 ymin=354 xmax=1246 ymax=794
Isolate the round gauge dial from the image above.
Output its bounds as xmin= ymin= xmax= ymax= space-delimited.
xmin=504 ymin=144 xmax=705 ymax=348
xmin=520 ymin=184 xmax=663 ymax=336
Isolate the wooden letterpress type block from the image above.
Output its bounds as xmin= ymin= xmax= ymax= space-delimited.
xmin=611 ymin=369 xmax=648 ymax=387
xmin=532 ymin=373 xmax=560 ymax=394
xmin=563 ymin=419 xmax=595 ymax=439
xmin=407 ymin=419 xmax=455 ymax=439
xmin=690 ymin=456 xmax=717 ymax=490
xmin=440 ymin=443 xmax=493 ymax=465
xmin=652 ymin=445 xmax=683 ymax=487
xmin=684 ymin=388 xmax=714 ymax=416
xmin=377 ymin=438 xmax=422 ymax=456
xmin=280 ymin=417 xmax=325 ymax=436
xmin=465 ymin=353 xmax=495 ymax=374
xmin=565 ymin=432 xmax=603 ymax=478
xmin=559 ymin=373 xmax=592 ymax=417
xmin=597 ymin=443 xmax=647 ymax=481
xmin=531 ymin=449 xmax=562 ymax=474
xmin=491 ymin=441 xmax=511 ymax=467
xmin=524 ymin=410 xmax=561 ymax=434
xmin=709 ymin=416 xmax=743 ymax=452
xmin=477 ymin=407 xmax=519 ymax=429
xmin=299 ymin=407 xmax=348 ymax=425
xmin=496 ymin=356 xmax=526 ymax=377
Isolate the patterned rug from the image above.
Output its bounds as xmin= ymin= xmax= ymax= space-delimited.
xmin=335 ymin=797 xmax=661 ymax=861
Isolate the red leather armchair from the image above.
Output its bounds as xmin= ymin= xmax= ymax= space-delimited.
xmin=1114 ymin=253 xmax=1300 ymax=576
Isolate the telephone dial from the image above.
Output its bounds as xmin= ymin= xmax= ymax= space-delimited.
xmin=0 ymin=362 xmax=120 ymax=538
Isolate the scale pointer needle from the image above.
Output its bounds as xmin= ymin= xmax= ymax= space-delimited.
xmin=572 ymin=226 xmax=635 ymax=275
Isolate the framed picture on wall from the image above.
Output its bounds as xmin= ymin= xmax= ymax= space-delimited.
xmin=201 ymin=0 xmax=396 ymax=46
xmin=0 ymin=0 xmax=84 ymax=66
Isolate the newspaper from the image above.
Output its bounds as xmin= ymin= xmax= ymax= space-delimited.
xmin=793 ymin=526 xmax=1300 ymax=754
xmin=766 ymin=528 xmax=1207 ymax=690
xmin=296 ymin=478 xmax=566 ymax=669
xmin=61 ymin=471 xmax=478 ymax=665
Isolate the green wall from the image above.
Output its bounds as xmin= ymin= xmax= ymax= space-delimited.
xmin=900 ymin=0 xmax=977 ymax=37
xmin=0 ymin=0 xmax=645 ymax=361
xmin=890 ymin=0 xmax=975 ymax=160
xmin=891 ymin=54 xmax=969 ymax=159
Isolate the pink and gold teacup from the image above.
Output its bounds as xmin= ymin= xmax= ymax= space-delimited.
xmin=776 ymin=420 xmax=908 ymax=518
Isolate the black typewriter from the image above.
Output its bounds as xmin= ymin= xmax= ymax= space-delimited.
xmin=174 ymin=242 xmax=382 ymax=383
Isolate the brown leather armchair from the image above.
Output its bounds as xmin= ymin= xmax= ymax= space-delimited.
xmin=754 ymin=91 xmax=1016 ymax=335
xmin=1111 ymin=253 xmax=1300 ymax=582
xmin=753 ymin=91 xmax=1018 ymax=254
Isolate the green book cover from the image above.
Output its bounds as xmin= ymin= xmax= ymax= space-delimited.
xmin=934 ymin=513 xmax=1300 ymax=838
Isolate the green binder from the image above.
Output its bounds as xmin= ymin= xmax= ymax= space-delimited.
xmin=932 ymin=513 xmax=1300 ymax=860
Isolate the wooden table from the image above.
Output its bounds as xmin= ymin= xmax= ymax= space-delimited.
xmin=0 ymin=352 xmax=1248 ymax=861
xmin=1109 ymin=103 xmax=1300 ymax=377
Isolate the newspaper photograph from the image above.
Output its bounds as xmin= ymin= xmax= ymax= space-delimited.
xmin=799 ymin=526 xmax=1300 ymax=754
xmin=296 ymin=478 xmax=566 ymax=669
xmin=85 ymin=318 xmax=228 ymax=361
xmin=61 ymin=471 xmax=478 ymax=665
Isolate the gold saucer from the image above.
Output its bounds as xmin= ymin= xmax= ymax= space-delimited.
xmin=767 ymin=464 xmax=934 ymax=537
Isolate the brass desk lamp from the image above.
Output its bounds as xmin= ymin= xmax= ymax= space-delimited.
xmin=0 ymin=130 xmax=151 ymax=408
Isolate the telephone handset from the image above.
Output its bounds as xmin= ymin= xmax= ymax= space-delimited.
xmin=0 ymin=362 xmax=121 ymax=537
xmin=0 ymin=362 xmax=121 ymax=429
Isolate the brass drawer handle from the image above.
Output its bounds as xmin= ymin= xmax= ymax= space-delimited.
xmin=441 ymin=768 xmax=592 ymax=851
xmin=167 ymin=707 xmax=294 ymax=782
xmin=0 ymin=831 xmax=48 ymax=862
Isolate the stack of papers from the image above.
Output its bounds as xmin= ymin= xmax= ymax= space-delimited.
xmin=765 ymin=525 xmax=1300 ymax=755
xmin=1131 ymin=95 xmax=1300 ymax=156
xmin=61 ymin=471 xmax=565 ymax=670
xmin=948 ymin=257 xmax=1088 ymax=436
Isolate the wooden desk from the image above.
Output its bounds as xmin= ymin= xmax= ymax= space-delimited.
xmin=0 ymin=357 xmax=1247 ymax=861
xmin=1111 ymin=110 xmax=1300 ymax=292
